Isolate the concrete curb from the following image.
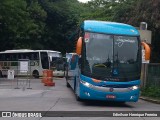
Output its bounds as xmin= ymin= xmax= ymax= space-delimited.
xmin=140 ymin=96 xmax=160 ymax=104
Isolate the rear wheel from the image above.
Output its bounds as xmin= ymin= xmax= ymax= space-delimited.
xmin=65 ymin=67 xmax=70 ymax=87
xmin=66 ymin=80 xmax=70 ymax=88
xmin=0 ymin=71 xmax=3 ymax=78
xmin=32 ymin=70 xmax=39 ymax=78
xmin=66 ymin=76 xmax=70 ymax=88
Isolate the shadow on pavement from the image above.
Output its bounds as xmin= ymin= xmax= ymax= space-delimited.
xmin=81 ymin=100 xmax=133 ymax=108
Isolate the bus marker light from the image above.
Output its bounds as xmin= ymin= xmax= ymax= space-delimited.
xmin=92 ymin=78 xmax=101 ymax=83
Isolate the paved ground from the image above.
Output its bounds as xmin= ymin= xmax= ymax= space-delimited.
xmin=0 ymin=78 xmax=160 ymax=120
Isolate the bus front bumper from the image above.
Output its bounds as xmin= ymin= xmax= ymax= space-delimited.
xmin=79 ymin=80 xmax=140 ymax=102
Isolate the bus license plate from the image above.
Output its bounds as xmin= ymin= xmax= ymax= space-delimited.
xmin=106 ymin=95 xmax=116 ymax=99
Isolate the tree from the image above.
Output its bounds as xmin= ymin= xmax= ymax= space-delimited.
xmin=126 ymin=0 xmax=160 ymax=62
xmin=39 ymin=0 xmax=80 ymax=53
xmin=0 ymin=0 xmax=47 ymax=50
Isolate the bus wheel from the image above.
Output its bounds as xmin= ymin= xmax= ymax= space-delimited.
xmin=75 ymin=82 xmax=82 ymax=101
xmin=76 ymin=94 xmax=82 ymax=101
xmin=0 ymin=71 xmax=3 ymax=78
xmin=32 ymin=70 xmax=39 ymax=78
xmin=66 ymin=80 xmax=70 ymax=88
xmin=65 ymin=70 xmax=70 ymax=87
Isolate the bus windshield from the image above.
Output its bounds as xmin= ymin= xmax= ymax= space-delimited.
xmin=82 ymin=32 xmax=141 ymax=82
xmin=50 ymin=57 xmax=64 ymax=71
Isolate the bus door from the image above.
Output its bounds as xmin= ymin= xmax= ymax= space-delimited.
xmin=68 ymin=54 xmax=79 ymax=88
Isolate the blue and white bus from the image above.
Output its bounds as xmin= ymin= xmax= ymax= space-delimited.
xmin=66 ymin=20 xmax=150 ymax=102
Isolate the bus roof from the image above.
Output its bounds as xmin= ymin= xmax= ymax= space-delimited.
xmin=2 ymin=49 xmax=34 ymax=53
xmin=37 ymin=50 xmax=61 ymax=53
xmin=81 ymin=20 xmax=139 ymax=36
xmin=0 ymin=49 xmax=61 ymax=53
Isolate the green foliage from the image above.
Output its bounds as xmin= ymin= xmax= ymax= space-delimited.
xmin=112 ymin=0 xmax=138 ymax=23
xmin=38 ymin=0 xmax=80 ymax=53
xmin=141 ymin=86 xmax=160 ymax=99
xmin=78 ymin=0 xmax=138 ymax=23
xmin=125 ymin=0 xmax=160 ymax=63
xmin=0 ymin=0 xmax=47 ymax=50
xmin=79 ymin=0 xmax=114 ymax=21
xmin=0 ymin=0 xmax=160 ymax=59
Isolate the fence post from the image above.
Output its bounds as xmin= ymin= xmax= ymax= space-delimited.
xmin=15 ymin=78 xmax=20 ymax=89
xmin=27 ymin=70 xmax=32 ymax=89
xmin=141 ymin=63 xmax=145 ymax=88
xmin=145 ymin=63 xmax=149 ymax=87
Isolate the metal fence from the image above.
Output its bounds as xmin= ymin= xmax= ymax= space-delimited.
xmin=141 ymin=63 xmax=160 ymax=88
xmin=0 ymin=69 xmax=32 ymax=90
xmin=0 ymin=60 xmax=32 ymax=89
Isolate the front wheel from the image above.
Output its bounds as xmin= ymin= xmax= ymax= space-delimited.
xmin=0 ymin=71 xmax=3 ymax=78
xmin=75 ymin=80 xmax=82 ymax=101
xmin=32 ymin=70 xmax=39 ymax=78
xmin=75 ymin=93 xmax=82 ymax=101
xmin=66 ymin=80 xmax=70 ymax=88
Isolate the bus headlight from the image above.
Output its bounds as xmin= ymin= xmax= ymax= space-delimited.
xmin=80 ymin=80 xmax=93 ymax=88
xmin=129 ymin=85 xmax=139 ymax=90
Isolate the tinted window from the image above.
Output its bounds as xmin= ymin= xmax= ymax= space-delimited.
xmin=40 ymin=52 xmax=49 ymax=69
xmin=82 ymin=32 xmax=141 ymax=81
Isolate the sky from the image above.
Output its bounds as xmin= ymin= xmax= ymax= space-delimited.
xmin=78 ymin=0 xmax=92 ymax=3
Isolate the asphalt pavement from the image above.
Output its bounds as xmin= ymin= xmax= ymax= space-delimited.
xmin=0 ymin=77 xmax=160 ymax=120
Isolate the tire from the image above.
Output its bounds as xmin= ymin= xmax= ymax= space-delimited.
xmin=0 ymin=71 xmax=3 ymax=78
xmin=32 ymin=70 xmax=39 ymax=78
xmin=66 ymin=80 xmax=70 ymax=88
xmin=75 ymin=93 xmax=82 ymax=101
xmin=65 ymin=67 xmax=70 ymax=87
xmin=74 ymin=78 xmax=82 ymax=101
xmin=65 ymin=67 xmax=69 ymax=79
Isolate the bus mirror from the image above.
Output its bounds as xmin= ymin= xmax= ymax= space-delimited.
xmin=76 ymin=37 xmax=82 ymax=55
xmin=141 ymin=42 xmax=151 ymax=60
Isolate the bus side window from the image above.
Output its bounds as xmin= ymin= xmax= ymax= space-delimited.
xmin=25 ymin=53 xmax=30 ymax=59
xmin=18 ymin=53 xmax=23 ymax=59
xmin=1 ymin=55 xmax=4 ymax=61
xmin=30 ymin=52 xmax=39 ymax=60
xmin=34 ymin=53 xmax=39 ymax=60
xmin=0 ymin=54 xmax=2 ymax=61
xmin=30 ymin=53 xmax=35 ymax=60
xmin=70 ymin=55 xmax=78 ymax=70
xmin=2 ymin=54 xmax=5 ymax=61
xmin=40 ymin=52 xmax=49 ymax=69
xmin=10 ymin=54 xmax=14 ymax=61
xmin=6 ymin=54 xmax=10 ymax=61
xmin=15 ymin=53 xmax=18 ymax=61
